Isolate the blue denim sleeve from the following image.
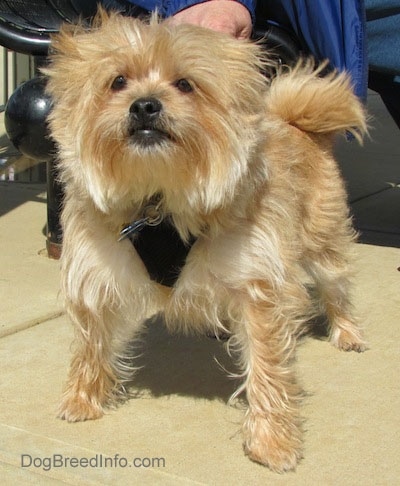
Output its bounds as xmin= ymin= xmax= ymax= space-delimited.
xmin=161 ymin=0 xmax=256 ymax=21
xmin=123 ymin=0 xmax=256 ymax=22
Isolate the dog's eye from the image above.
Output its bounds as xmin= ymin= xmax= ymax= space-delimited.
xmin=174 ymin=78 xmax=193 ymax=93
xmin=111 ymin=75 xmax=127 ymax=91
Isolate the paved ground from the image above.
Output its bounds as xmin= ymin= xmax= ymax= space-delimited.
xmin=0 ymin=92 xmax=399 ymax=485
xmin=336 ymin=91 xmax=400 ymax=247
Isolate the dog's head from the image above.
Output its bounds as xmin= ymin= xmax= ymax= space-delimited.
xmin=44 ymin=9 xmax=270 ymax=214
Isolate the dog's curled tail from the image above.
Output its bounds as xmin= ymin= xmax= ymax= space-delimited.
xmin=266 ymin=60 xmax=367 ymax=141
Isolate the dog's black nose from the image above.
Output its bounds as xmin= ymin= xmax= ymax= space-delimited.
xmin=130 ymin=97 xmax=162 ymax=124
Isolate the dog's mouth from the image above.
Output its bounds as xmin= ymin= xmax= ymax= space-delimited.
xmin=129 ymin=127 xmax=171 ymax=147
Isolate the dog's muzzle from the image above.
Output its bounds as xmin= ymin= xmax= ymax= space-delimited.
xmin=128 ymin=97 xmax=170 ymax=146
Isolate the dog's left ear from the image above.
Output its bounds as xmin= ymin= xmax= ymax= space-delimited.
xmin=266 ymin=60 xmax=368 ymax=141
xmin=46 ymin=6 xmax=114 ymax=61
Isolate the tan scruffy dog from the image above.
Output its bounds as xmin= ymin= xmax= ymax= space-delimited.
xmin=44 ymin=9 xmax=367 ymax=472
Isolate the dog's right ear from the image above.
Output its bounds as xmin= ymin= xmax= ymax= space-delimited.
xmin=48 ymin=24 xmax=86 ymax=61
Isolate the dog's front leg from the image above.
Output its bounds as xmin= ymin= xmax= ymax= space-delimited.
xmin=58 ymin=305 xmax=124 ymax=422
xmin=58 ymin=215 xmax=163 ymax=422
xmin=237 ymin=287 xmax=306 ymax=472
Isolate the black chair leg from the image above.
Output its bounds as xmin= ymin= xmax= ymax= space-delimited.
xmin=5 ymin=77 xmax=61 ymax=258
xmin=46 ymin=158 xmax=63 ymax=259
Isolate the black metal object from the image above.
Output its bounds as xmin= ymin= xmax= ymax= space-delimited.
xmin=0 ymin=0 xmax=98 ymax=54
xmin=252 ymin=21 xmax=302 ymax=67
xmin=4 ymin=77 xmax=54 ymax=161
xmin=0 ymin=0 xmax=98 ymax=258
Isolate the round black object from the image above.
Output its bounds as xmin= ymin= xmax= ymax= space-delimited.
xmin=4 ymin=77 xmax=55 ymax=161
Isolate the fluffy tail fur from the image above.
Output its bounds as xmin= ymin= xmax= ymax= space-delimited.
xmin=265 ymin=60 xmax=367 ymax=141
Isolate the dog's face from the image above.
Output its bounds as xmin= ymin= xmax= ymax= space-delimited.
xmin=45 ymin=11 xmax=269 ymax=213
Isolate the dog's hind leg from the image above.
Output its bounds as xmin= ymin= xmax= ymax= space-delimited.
xmin=305 ymin=254 xmax=367 ymax=352
xmin=233 ymin=282 xmax=308 ymax=472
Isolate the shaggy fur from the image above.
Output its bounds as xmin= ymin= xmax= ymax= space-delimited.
xmin=44 ymin=10 xmax=367 ymax=472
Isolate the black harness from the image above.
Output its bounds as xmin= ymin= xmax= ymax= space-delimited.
xmin=119 ymin=201 xmax=195 ymax=287
xmin=131 ymin=219 xmax=195 ymax=287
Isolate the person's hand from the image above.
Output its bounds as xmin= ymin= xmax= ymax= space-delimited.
xmin=170 ymin=0 xmax=252 ymax=39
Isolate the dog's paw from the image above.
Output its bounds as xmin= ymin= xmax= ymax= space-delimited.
xmin=58 ymin=394 xmax=105 ymax=423
xmin=243 ymin=412 xmax=303 ymax=473
xmin=330 ymin=321 xmax=367 ymax=353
